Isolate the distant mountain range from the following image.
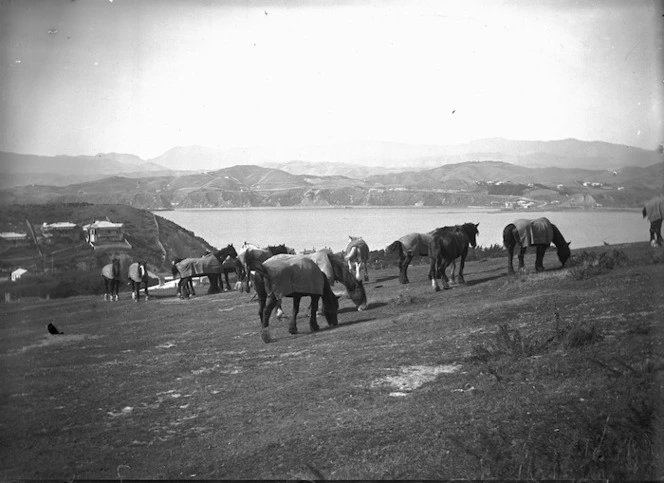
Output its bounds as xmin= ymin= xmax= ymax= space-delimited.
xmin=1 ymin=138 xmax=661 ymax=190
xmin=1 ymin=160 xmax=661 ymax=210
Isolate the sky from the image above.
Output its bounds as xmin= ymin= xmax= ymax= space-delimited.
xmin=1 ymin=0 xmax=662 ymax=160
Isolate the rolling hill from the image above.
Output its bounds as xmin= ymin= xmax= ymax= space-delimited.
xmin=0 ymin=160 xmax=661 ymax=210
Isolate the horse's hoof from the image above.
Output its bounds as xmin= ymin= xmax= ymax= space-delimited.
xmin=288 ymin=328 xmax=298 ymax=335
xmin=434 ymin=285 xmax=440 ymax=292
xmin=260 ymin=328 xmax=272 ymax=343
xmin=310 ymin=326 xmax=320 ymax=332
xmin=358 ymin=304 xmax=367 ymax=311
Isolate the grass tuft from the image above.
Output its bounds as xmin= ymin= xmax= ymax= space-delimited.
xmin=568 ymin=249 xmax=628 ymax=279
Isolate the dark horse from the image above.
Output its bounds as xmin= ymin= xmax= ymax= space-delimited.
xmin=101 ymin=258 xmax=121 ymax=301
xmin=503 ymin=217 xmax=571 ymax=275
xmin=250 ymin=253 xmax=339 ymax=343
xmin=221 ymin=256 xmax=246 ymax=291
xmin=428 ymin=223 xmax=480 ymax=291
xmin=387 ymin=230 xmax=458 ymax=284
xmin=172 ymin=245 xmax=238 ymax=298
xmin=643 ymin=195 xmax=664 ymax=247
xmin=128 ymin=260 xmax=150 ymax=302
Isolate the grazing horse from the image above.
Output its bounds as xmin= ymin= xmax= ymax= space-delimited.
xmin=344 ymin=236 xmax=370 ymax=281
xmin=237 ymin=244 xmax=294 ymax=292
xmin=387 ymin=230 xmax=457 ymax=284
xmin=252 ymin=254 xmax=339 ymax=343
xmin=172 ymin=245 xmax=238 ymax=298
xmin=503 ymin=218 xmax=571 ymax=275
xmin=101 ymin=258 xmax=121 ymax=301
xmin=307 ymin=249 xmax=367 ymax=310
xmin=428 ymin=223 xmax=480 ymax=291
xmin=128 ymin=260 xmax=150 ymax=302
xmin=643 ymin=195 xmax=664 ymax=247
xmin=171 ymin=258 xmax=196 ymax=297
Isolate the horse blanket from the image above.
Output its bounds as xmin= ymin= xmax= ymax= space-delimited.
xmin=345 ymin=237 xmax=369 ymax=259
xmin=128 ymin=263 xmax=147 ymax=283
xmin=398 ymin=232 xmax=432 ymax=256
xmin=644 ymin=195 xmax=664 ymax=222
xmin=305 ymin=249 xmax=335 ymax=284
xmin=263 ymin=254 xmax=325 ymax=298
xmin=513 ymin=218 xmax=553 ymax=247
xmin=175 ymin=253 xmax=222 ymax=278
xmin=101 ymin=263 xmax=119 ymax=279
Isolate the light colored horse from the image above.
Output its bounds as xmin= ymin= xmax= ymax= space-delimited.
xmin=344 ymin=236 xmax=370 ymax=282
xmin=306 ymin=249 xmax=367 ymax=310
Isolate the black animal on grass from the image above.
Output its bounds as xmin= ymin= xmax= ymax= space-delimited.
xmin=47 ymin=323 xmax=63 ymax=335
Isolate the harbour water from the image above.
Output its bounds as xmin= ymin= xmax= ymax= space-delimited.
xmin=155 ymin=207 xmax=648 ymax=253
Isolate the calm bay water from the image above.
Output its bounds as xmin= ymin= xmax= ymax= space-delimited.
xmin=155 ymin=207 xmax=647 ymax=254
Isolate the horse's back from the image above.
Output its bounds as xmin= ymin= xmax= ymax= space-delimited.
xmin=305 ymin=250 xmax=336 ymax=283
xmin=101 ymin=264 xmax=118 ymax=279
xmin=644 ymin=195 xmax=664 ymax=222
xmin=127 ymin=263 xmax=144 ymax=282
xmin=263 ymin=254 xmax=325 ymax=297
xmin=345 ymin=237 xmax=369 ymax=260
xmin=430 ymin=226 xmax=468 ymax=258
xmin=398 ymin=232 xmax=430 ymax=256
xmin=513 ymin=218 xmax=553 ymax=246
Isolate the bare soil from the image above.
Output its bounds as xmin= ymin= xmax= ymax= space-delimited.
xmin=1 ymin=242 xmax=662 ymax=480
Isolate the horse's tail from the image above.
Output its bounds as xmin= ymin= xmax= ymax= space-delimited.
xmin=386 ymin=240 xmax=402 ymax=255
xmin=502 ymin=224 xmax=516 ymax=249
xmin=321 ymin=274 xmax=339 ymax=325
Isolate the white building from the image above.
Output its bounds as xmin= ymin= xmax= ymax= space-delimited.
xmin=11 ymin=268 xmax=28 ymax=281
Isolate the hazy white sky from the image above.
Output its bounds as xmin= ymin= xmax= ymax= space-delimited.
xmin=1 ymin=0 xmax=662 ymax=159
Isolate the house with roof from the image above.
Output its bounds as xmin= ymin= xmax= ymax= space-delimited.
xmin=11 ymin=268 xmax=28 ymax=281
xmin=41 ymin=222 xmax=81 ymax=241
xmin=82 ymin=220 xmax=128 ymax=248
xmin=0 ymin=232 xmax=30 ymax=247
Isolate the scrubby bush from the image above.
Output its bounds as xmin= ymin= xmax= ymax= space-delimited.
xmin=568 ymin=250 xmax=628 ymax=280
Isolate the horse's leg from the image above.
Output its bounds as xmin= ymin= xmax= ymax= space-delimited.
xmin=276 ymin=300 xmax=285 ymax=319
xmin=536 ymin=247 xmax=546 ymax=271
xmin=429 ymin=255 xmax=441 ymax=292
xmin=440 ymin=259 xmax=451 ymax=289
xmin=143 ymin=281 xmax=149 ymax=301
xmin=289 ymin=295 xmax=302 ymax=334
xmin=400 ymin=253 xmax=413 ymax=284
xmin=362 ymin=261 xmax=369 ymax=282
xmin=103 ymin=278 xmax=109 ymax=301
xmin=354 ymin=262 xmax=361 ymax=282
xmin=518 ymin=247 xmax=527 ymax=271
xmin=450 ymin=259 xmax=457 ymax=284
xmin=457 ymin=247 xmax=469 ymax=284
xmin=506 ymin=242 xmax=516 ymax=276
xmin=112 ymin=280 xmax=119 ymax=301
xmin=308 ymin=295 xmax=321 ymax=332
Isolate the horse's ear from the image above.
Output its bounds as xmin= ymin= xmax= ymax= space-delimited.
xmin=567 ymin=241 xmax=571 ymax=246
xmin=475 ymin=223 xmax=480 ymax=227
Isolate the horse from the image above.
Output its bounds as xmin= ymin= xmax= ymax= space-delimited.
xmin=386 ymin=230 xmax=457 ymax=284
xmin=237 ymin=244 xmax=294 ymax=317
xmin=503 ymin=218 xmax=571 ymax=275
xmin=171 ymin=258 xmax=196 ymax=297
xmin=428 ymin=223 xmax=480 ymax=291
xmin=344 ymin=236 xmax=370 ymax=282
xmin=251 ymin=254 xmax=339 ymax=343
xmin=643 ymin=195 xmax=664 ymax=247
xmin=128 ymin=260 xmax=150 ymax=302
xmin=172 ymin=244 xmax=238 ymax=298
xmin=307 ymin=249 xmax=367 ymax=310
xmin=221 ymin=256 xmax=245 ymax=291
xmin=101 ymin=258 xmax=121 ymax=301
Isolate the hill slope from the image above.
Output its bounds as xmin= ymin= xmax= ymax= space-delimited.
xmin=0 ymin=203 xmax=215 ymax=275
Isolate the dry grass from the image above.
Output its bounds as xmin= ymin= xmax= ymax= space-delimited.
xmin=0 ymin=242 xmax=661 ymax=479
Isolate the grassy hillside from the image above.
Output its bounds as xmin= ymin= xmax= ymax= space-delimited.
xmin=0 ymin=242 xmax=661 ymax=479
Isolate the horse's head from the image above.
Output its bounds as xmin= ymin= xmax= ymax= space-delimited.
xmin=557 ymin=241 xmax=572 ymax=267
xmin=643 ymin=206 xmax=647 ymax=218
xmin=462 ymin=222 xmax=480 ymax=248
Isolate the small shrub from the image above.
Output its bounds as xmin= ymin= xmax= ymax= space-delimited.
xmin=568 ymin=250 xmax=628 ymax=280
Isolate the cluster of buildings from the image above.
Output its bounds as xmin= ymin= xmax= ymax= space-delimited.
xmin=0 ymin=218 xmax=129 ymax=282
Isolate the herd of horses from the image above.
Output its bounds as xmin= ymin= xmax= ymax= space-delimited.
xmin=100 ymin=216 xmax=581 ymax=343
